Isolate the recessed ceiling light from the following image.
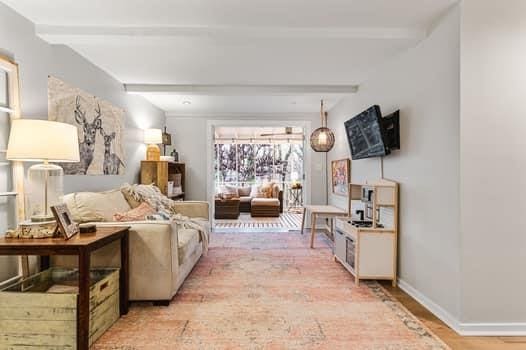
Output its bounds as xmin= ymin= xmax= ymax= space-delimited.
xmin=182 ymin=100 xmax=191 ymax=105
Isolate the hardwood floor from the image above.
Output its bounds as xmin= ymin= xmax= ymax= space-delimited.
xmin=379 ymin=281 xmax=526 ymax=350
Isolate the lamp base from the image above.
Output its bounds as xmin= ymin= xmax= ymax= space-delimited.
xmin=146 ymin=144 xmax=161 ymax=161
xmin=30 ymin=214 xmax=55 ymax=223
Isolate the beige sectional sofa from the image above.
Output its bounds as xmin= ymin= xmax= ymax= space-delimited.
xmin=54 ymin=189 xmax=209 ymax=304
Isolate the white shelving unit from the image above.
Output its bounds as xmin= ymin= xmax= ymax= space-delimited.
xmin=333 ymin=179 xmax=399 ymax=286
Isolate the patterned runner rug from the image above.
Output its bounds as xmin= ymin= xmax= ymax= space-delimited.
xmin=214 ymin=212 xmax=302 ymax=230
xmin=95 ymin=231 xmax=450 ymax=349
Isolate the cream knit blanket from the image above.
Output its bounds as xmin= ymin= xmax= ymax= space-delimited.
xmin=121 ymin=183 xmax=209 ymax=254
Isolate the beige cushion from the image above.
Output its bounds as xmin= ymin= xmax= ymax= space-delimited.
xmin=238 ymin=186 xmax=251 ymax=197
xmin=178 ymin=229 xmax=200 ymax=266
xmin=250 ymin=185 xmax=271 ymax=198
xmin=62 ymin=189 xmax=132 ymax=222
xmin=239 ymin=196 xmax=252 ymax=203
xmin=251 ymin=198 xmax=280 ymax=207
xmin=221 ymin=185 xmax=239 ymax=196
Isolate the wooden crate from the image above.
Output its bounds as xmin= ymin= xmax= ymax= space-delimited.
xmin=0 ymin=268 xmax=120 ymax=349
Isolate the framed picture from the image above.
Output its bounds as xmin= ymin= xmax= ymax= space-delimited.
xmin=331 ymin=159 xmax=351 ymax=196
xmin=51 ymin=204 xmax=79 ymax=240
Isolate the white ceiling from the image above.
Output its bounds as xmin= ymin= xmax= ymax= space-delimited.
xmin=141 ymin=94 xmax=344 ymax=115
xmin=2 ymin=0 xmax=457 ymax=115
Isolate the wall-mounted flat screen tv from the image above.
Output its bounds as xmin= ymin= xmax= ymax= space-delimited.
xmin=344 ymin=105 xmax=400 ymax=160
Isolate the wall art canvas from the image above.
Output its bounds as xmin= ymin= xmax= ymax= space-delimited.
xmin=331 ymin=158 xmax=350 ymax=196
xmin=48 ymin=76 xmax=125 ymax=175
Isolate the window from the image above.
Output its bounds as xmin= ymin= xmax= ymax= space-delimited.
xmin=0 ymin=57 xmax=21 ymax=284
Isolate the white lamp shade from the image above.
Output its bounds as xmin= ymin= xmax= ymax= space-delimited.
xmin=7 ymin=119 xmax=80 ymax=162
xmin=144 ymin=128 xmax=162 ymax=144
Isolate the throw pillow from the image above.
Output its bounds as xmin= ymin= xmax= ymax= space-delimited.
xmin=250 ymin=184 xmax=271 ymax=198
xmin=113 ymin=202 xmax=156 ymax=222
xmin=120 ymin=183 xmax=177 ymax=216
xmin=238 ymin=186 xmax=251 ymax=197
xmin=220 ymin=185 xmax=239 ymax=198
xmin=260 ymin=184 xmax=273 ymax=198
xmin=62 ymin=190 xmax=131 ymax=222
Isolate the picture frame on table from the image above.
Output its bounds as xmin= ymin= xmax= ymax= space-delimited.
xmin=50 ymin=204 xmax=79 ymax=240
xmin=331 ymin=158 xmax=351 ymax=196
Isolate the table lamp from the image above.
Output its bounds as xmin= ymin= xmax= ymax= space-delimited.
xmin=7 ymin=119 xmax=80 ymax=222
xmin=144 ymin=128 xmax=162 ymax=161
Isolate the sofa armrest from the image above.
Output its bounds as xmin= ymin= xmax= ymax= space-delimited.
xmin=53 ymin=220 xmax=179 ymax=301
xmin=172 ymin=201 xmax=210 ymax=220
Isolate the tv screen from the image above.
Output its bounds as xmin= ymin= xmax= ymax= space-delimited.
xmin=344 ymin=105 xmax=390 ymax=160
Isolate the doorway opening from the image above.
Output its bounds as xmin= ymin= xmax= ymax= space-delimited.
xmin=212 ymin=126 xmax=305 ymax=232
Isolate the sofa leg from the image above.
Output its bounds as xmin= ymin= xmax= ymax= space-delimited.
xmin=153 ymin=300 xmax=171 ymax=306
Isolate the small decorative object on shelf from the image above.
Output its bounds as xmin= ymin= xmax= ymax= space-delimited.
xmin=170 ymin=148 xmax=179 ymax=162
xmin=50 ymin=204 xmax=79 ymax=240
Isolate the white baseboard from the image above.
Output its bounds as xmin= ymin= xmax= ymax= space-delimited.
xmin=457 ymin=323 xmax=526 ymax=336
xmin=397 ymin=278 xmax=460 ymax=332
xmin=397 ymin=278 xmax=526 ymax=336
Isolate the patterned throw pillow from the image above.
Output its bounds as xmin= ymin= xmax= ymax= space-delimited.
xmin=113 ymin=202 xmax=156 ymax=222
xmin=120 ymin=183 xmax=177 ymax=216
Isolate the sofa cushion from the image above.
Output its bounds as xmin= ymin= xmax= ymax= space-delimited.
xmin=220 ymin=185 xmax=239 ymax=196
xmin=250 ymin=185 xmax=271 ymax=198
xmin=251 ymin=198 xmax=280 ymax=207
xmin=178 ymin=228 xmax=201 ymax=266
xmin=239 ymin=196 xmax=252 ymax=203
xmin=62 ymin=189 xmax=131 ymax=222
xmin=238 ymin=186 xmax=251 ymax=197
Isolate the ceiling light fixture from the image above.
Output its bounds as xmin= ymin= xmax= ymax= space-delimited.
xmin=182 ymin=100 xmax=191 ymax=105
xmin=310 ymin=100 xmax=335 ymax=152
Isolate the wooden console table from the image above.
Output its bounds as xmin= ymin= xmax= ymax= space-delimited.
xmin=0 ymin=226 xmax=130 ymax=350
xmin=301 ymin=205 xmax=348 ymax=248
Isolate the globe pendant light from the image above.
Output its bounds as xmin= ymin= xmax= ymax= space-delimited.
xmin=310 ymin=100 xmax=335 ymax=152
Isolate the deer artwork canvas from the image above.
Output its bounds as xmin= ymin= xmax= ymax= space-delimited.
xmin=48 ymin=76 xmax=125 ymax=175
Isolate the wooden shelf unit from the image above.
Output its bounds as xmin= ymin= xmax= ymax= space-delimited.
xmin=334 ymin=179 xmax=399 ymax=286
xmin=140 ymin=161 xmax=186 ymax=200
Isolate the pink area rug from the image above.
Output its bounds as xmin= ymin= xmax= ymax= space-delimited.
xmin=94 ymin=232 xmax=450 ymax=349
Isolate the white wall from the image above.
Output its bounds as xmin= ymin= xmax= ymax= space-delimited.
xmin=166 ymin=114 xmax=327 ymax=207
xmin=460 ymin=0 xmax=526 ymax=324
xmin=327 ymin=5 xmax=461 ymax=320
xmin=0 ymin=3 xmax=166 ymax=194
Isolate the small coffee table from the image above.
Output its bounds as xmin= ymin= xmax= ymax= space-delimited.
xmin=301 ymin=205 xmax=348 ymax=248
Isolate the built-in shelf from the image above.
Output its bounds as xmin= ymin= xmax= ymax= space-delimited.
xmin=0 ymin=192 xmax=17 ymax=197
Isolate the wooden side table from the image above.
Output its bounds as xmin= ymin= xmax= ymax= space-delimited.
xmin=0 ymin=226 xmax=130 ymax=350
xmin=301 ymin=205 xmax=348 ymax=248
